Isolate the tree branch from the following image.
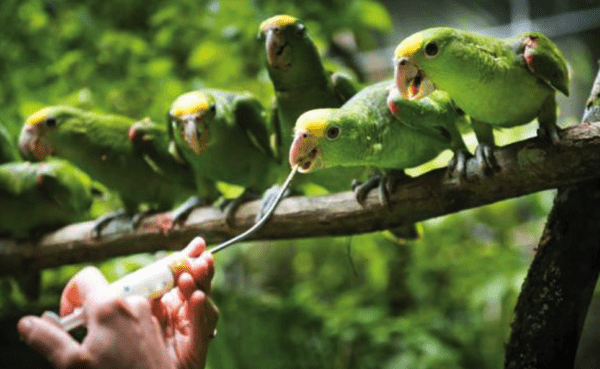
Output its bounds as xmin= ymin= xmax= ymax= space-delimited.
xmin=3 ymin=121 xmax=600 ymax=276
xmin=504 ymin=64 xmax=600 ymax=369
xmin=504 ymin=179 xmax=600 ymax=368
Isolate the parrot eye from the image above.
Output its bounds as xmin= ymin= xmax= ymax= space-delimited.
xmin=424 ymin=42 xmax=439 ymax=57
xmin=45 ymin=117 xmax=57 ymax=128
xmin=326 ymin=126 xmax=341 ymax=140
xmin=295 ymin=23 xmax=306 ymax=36
xmin=209 ymin=103 xmax=216 ymax=113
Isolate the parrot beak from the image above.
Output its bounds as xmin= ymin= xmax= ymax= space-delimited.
xmin=289 ymin=130 xmax=322 ymax=173
xmin=394 ymin=58 xmax=435 ymax=100
xmin=386 ymin=86 xmax=401 ymax=117
xmin=128 ymin=125 xmax=142 ymax=142
xmin=265 ymin=28 xmax=291 ymax=71
xmin=181 ymin=115 xmax=204 ymax=155
xmin=18 ymin=125 xmax=53 ymax=161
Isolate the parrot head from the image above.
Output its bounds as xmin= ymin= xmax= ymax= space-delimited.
xmin=168 ymin=92 xmax=216 ymax=156
xmin=258 ymin=15 xmax=325 ymax=86
xmin=393 ymin=27 xmax=457 ymax=100
xmin=19 ymin=106 xmax=84 ymax=161
xmin=258 ymin=15 xmax=306 ymax=72
xmin=289 ymin=108 xmax=357 ymax=173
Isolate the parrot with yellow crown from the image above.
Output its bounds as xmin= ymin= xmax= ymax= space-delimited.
xmin=289 ymin=80 xmax=469 ymax=206
xmin=166 ymin=89 xmax=280 ymax=226
xmin=392 ymin=27 xmax=569 ymax=173
xmin=19 ymin=106 xmax=196 ymax=236
xmin=258 ymin=15 xmax=367 ymax=193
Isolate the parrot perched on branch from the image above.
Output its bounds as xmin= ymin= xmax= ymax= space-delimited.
xmin=0 ymin=123 xmax=19 ymax=164
xmin=167 ymin=89 xmax=279 ymax=226
xmin=19 ymin=106 xmax=196 ymax=236
xmin=289 ymin=80 xmax=469 ymax=206
xmin=259 ymin=14 xmax=366 ymax=192
xmin=0 ymin=159 xmax=102 ymax=300
xmin=0 ymin=159 xmax=100 ymax=238
xmin=392 ymin=27 xmax=569 ymax=173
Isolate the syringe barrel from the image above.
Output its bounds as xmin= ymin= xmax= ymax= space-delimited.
xmin=46 ymin=252 xmax=191 ymax=331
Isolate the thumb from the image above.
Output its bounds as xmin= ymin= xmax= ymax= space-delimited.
xmin=18 ymin=316 xmax=87 ymax=368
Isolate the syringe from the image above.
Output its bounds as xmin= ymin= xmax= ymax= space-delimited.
xmin=42 ymin=166 xmax=298 ymax=332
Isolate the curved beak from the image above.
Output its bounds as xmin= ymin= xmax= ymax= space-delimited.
xmin=265 ymin=29 xmax=290 ymax=71
xmin=394 ymin=58 xmax=435 ymax=100
xmin=19 ymin=125 xmax=52 ymax=161
xmin=181 ymin=115 xmax=203 ymax=155
xmin=289 ymin=130 xmax=322 ymax=173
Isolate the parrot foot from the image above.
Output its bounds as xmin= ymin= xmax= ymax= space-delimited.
xmin=169 ymin=196 xmax=209 ymax=231
xmin=255 ymin=184 xmax=291 ymax=224
xmin=131 ymin=209 xmax=154 ymax=229
xmin=353 ymin=170 xmax=410 ymax=209
xmin=91 ymin=209 xmax=129 ymax=239
xmin=220 ymin=189 xmax=260 ymax=228
xmin=446 ymin=149 xmax=472 ymax=180
xmin=474 ymin=144 xmax=500 ymax=176
xmin=537 ymin=124 xmax=561 ymax=145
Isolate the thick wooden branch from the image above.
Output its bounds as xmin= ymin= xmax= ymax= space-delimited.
xmin=504 ymin=64 xmax=600 ymax=369
xmin=2 ymin=121 xmax=600 ymax=276
xmin=504 ymin=179 xmax=600 ymax=368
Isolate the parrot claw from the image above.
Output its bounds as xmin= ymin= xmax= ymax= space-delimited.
xmin=255 ymin=185 xmax=291 ymax=224
xmin=91 ymin=209 xmax=129 ymax=239
xmin=353 ymin=174 xmax=382 ymax=206
xmin=131 ymin=209 xmax=156 ymax=229
xmin=353 ymin=170 xmax=410 ymax=209
xmin=220 ymin=189 xmax=260 ymax=228
xmin=447 ymin=149 xmax=472 ymax=181
xmin=169 ymin=196 xmax=208 ymax=231
xmin=474 ymin=144 xmax=500 ymax=176
xmin=537 ymin=124 xmax=561 ymax=145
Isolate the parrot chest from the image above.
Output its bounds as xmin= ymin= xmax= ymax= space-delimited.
xmin=348 ymin=118 xmax=449 ymax=170
xmin=182 ymin=119 xmax=273 ymax=190
xmin=439 ymin=65 xmax=553 ymax=127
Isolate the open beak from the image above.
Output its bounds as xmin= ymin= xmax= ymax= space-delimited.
xmin=19 ymin=125 xmax=53 ymax=161
xmin=289 ymin=130 xmax=322 ymax=173
xmin=265 ymin=29 xmax=291 ymax=71
xmin=394 ymin=58 xmax=435 ymax=100
xmin=181 ymin=115 xmax=203 ymax=155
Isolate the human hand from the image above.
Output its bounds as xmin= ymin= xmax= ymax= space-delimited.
xmin=17 ymin=237 xmax=219 ymax=369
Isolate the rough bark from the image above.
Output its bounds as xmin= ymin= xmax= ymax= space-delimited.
xmin=505 ymin=65 xmax=600 ymax=369
xmin=504 ymin=180 xmax=600 ymax=369
xmin=2 ymin=121 xmax=600 ymax=276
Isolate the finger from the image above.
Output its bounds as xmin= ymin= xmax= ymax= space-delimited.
xmin=150 ymin=296 xmax=168 ymax=327
xmin=60 ymin=267 xmax=109 ymax=316
xmin=176 ymin=272 xmax=196 ymax=300
xmin=18 ymin=316 xmax=87 ymax=368
xmin=182 ymin=237 xmax=206 ymax=258
xmin=187 ymin=255 xmax=214 ymax=294
xmin=189 ymin=291 xmax=219 ymax=349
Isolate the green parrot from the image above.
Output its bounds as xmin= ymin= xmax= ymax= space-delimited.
xmin=258 ymin=14 xmax=366 ymax=191
xmin=167 ymin=89 xmax=279 ymax=225
xmin=0 ymin=159 xmax=101 ymax=300
xmin=0 ymin=123 xmax=19 ymax=163
xmin=0 ymin=159 xmax=99 ymax=238
xmin=19 ymin=106 xmax=196 ymax=235
xmin=289 ymin=80 xmax=469 ymax=205
xmin=392 ymin=27 xmax=570 ymax=173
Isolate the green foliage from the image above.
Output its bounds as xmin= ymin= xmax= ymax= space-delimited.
xmin=0 ymin=1 xmax=588 ymax=369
